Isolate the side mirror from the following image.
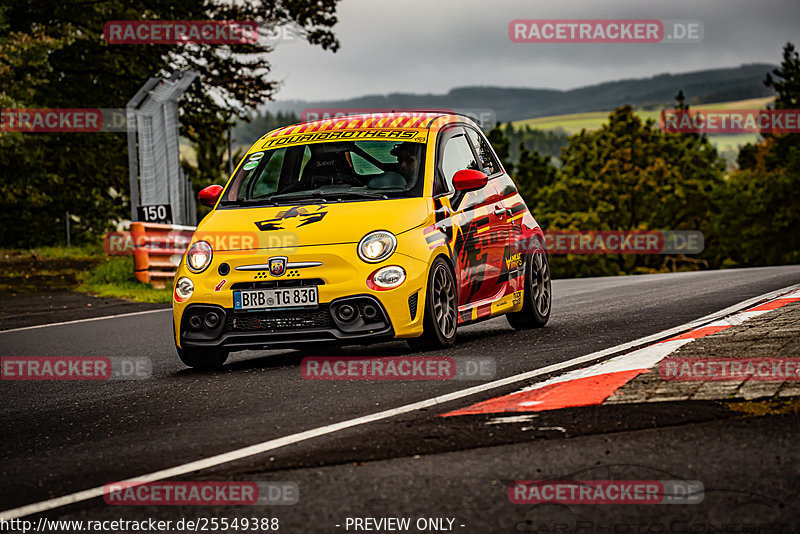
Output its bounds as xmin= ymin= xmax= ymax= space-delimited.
xmin=452 ymin=169 xmax=488 ymax=192
xmin=198 ymin=185 xmax=223 ymax=208
xmin=450 ymin=169 xmax=488 ymax=210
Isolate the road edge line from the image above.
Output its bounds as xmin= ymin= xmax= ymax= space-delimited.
xmin=1 ymin=282 xmax=798 ymax=520
xmin=0 ymin=308 xmax=171 ymax=334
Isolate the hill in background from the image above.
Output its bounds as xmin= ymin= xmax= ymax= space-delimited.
xmin=264 ymin=64 xmax=776 ymax=123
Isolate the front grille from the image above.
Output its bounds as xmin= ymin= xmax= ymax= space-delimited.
xmin=230 ymin=278 xmax=325 ymax=291
xmin=226 ymin=307 xmax=333 ymax=332
xmin=408 ymin=291 xmax=419 ymax=320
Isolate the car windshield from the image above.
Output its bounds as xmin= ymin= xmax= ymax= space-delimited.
xmin=220 ymin=140 xmax=426 ymax=206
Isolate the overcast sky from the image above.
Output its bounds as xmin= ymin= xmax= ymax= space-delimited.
xmin=264 ymin=0 xmax=799 ymax=102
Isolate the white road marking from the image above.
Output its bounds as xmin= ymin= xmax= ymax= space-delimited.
xmin=0 ymin=308 xmax=170 ymax=334
xmin=1 ymin=283 xmax=798 ymax=521
xmin=485 ymin=414 xmax=539 ymax=425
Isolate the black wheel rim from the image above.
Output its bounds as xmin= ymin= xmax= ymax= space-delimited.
xmin=531 ymin=252 xmax=551 ymax=317
xmin=432 ymin=263 xmax=457 ymax=338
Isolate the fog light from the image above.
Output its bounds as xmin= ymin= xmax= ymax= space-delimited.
xmin=336 ymin=304 xmax=357 ymax=323
xmin=175 ymin=276 xmax=194 ymax=301
xmin=368 ymin=265 xmax=406 ymax=290
xmin=204 ymin=311 xmax=220 ymax=329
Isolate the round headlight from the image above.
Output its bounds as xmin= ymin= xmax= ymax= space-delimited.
xmin=187 ymin=240 xmax=213 ymax=273
xmin=358 ymin=231 xmax=397 ymax=263
xmin=369 ymin=266 xmax=406 ymax=290
xmin=175 ymin=276 xmax=194 ymax=301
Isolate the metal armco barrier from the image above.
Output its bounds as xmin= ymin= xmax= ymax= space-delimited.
xmin=130 ymin=222 xmax=195 ymax=288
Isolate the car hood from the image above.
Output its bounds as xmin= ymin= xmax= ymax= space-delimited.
xmin=195 ymin=198 xmax=430 ymax=251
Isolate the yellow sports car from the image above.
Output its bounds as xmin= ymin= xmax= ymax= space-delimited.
xmin=173 ymin=112 xmax=550 ymax=368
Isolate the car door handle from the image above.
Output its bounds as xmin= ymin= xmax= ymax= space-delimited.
xmin=494 ymin=206 xmax=507 ymax=217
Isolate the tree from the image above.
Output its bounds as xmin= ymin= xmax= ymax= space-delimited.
xmin=513 ymin=143 xmax=557 ymax=210
xmin=715 ymin=42 xmax=800 ymax=267
xmin=486 ymin=123 xmax=514 ymax=174
xmin=0 ymin=0 xmax=341 ymax=246
xmin=534 ymin=106 xmax=725 ymax=277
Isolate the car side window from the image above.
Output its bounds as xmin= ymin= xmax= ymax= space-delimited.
xmin=465 ymin=127 xmax=501 ymax=176
xmin=438 ymin=129 xmax=479 ymax=194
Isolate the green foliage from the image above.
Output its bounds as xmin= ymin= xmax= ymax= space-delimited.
xmin=513 ymin=144 xmax=557 ymax=205
xmin=77 ymin=256 xmax=171 ymax=302
xmin=496 ymin=104 xmax=726 ymax=278
xmin=79 ymin=256 xmax=137 ymax=285
xmin=765 ymin=43 xmax=800 ymax=110
xmin=492 ymin=42 xmax=799 ymax=278
xmin=714 ymin=42 xmax=800 ymax=267
xmin=486 ymin=124 xmax=514 ymax=174
xmin=0 ymin=0 xmax=341 ymax=247
xmin=507 ymin=124 xmax=569 ymax=162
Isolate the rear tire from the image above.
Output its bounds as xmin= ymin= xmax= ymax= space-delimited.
xmin=506 ymin=249 xmax=551 ymax=330
xmin=177 ymin=346 xmax=229 ymax=369
xmin=407 ymin=257 xmax=458 ymax=351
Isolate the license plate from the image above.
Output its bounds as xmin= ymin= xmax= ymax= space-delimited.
xmin=233 ymin=287 xmax=318 ymax=310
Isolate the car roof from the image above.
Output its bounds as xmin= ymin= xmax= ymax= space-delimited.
xmin=261 ymin=111 xmax=479 ymax=140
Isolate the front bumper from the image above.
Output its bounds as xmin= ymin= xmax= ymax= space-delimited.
xmin=179 ymin=295 xmax=397 ymax=350
xmin=173 ymin=238 xmax=432 ymax=350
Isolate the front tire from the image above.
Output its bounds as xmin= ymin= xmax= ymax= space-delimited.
xmin=407 ymin=257 xmax=458 ymax=351
xmin=177 ymin=346 xmax=229 ymax=369
xmin=506 ymin=249 xmax=551 ymax=330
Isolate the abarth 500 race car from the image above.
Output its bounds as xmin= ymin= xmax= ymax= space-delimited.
xmin=173 ymin=112 xmax=551 ymax=368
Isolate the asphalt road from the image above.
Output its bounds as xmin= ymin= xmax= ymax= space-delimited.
xmin=2 ymin=265 xmax=800 ymax=531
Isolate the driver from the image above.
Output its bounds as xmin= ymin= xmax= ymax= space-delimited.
xmin=390 ymin=142 xmax=419 ymax=181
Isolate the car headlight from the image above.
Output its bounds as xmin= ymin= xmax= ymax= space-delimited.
xmin=358 ymin=231 xmax=397 ymax=263
xmin=186 ymin=240 xmax=213 ymax=273
xmin=174 ymin=276 xmax=194 ymax=301
xmin=368 ymin=266 xmax=406 ymax=290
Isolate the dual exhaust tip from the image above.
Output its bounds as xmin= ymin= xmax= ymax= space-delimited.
xmin=335 ymin=303 xmax=378 ymax=323
xmin=188 ymin=311 xmax=221 ymax=330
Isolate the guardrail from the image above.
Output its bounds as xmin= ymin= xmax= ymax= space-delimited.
xmin=130 ymin=222 xmax=195 ymax=289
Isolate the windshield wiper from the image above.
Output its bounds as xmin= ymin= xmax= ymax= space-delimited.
xmin=268 ymin=190 xmax=389 ymax=203
xmin=331 ymin=191 xmax=389 ymax=200
xmin=266 ymin=190 xmax=330 ymax=204
xmin=218 ymin=198 xmax=275 ymax=207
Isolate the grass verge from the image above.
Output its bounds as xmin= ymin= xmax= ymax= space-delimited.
xmin=77 ymin=256 xmax=172 ymax=303
xmin=1 ymin=246 xmax=172 ymax=303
